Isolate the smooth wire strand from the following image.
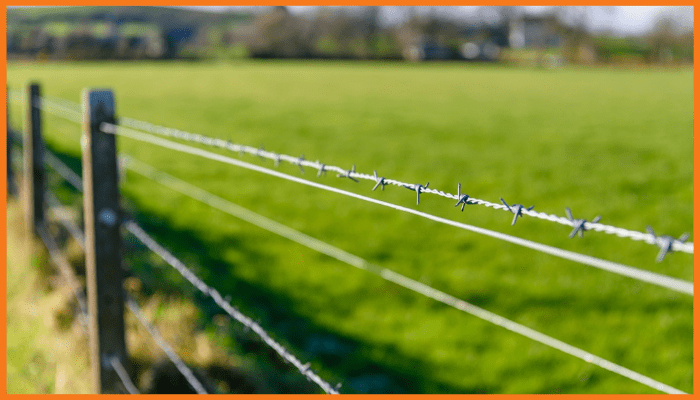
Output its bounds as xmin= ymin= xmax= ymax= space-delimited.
xmin=124 ymin=294 xmax=208 ymax=394
xmin=35 ymin=97 xmax=83 ymax=124
xmin=44 ymin=149 xmax=84 ymax=192
xmin=123 ymin=221 xmax=341 ymax=395
xmin=120 ymin=155 xmax=685 ymax=395
xmin=108 ymin=125 xmax=693 ymax=296
xmin=30 ymin=93 xmax=693 ymax=255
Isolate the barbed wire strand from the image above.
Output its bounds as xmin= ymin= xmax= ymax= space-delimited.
xmin=116 ymin=118 xmax=692 ymax=253
xmin=110 ymin=127 xmax=692 ymax=296
xmin=114 ymin=117 xmax=692 ymax=253
xmin=29 ymin=94 xmax=693 ymax=255
xmin=124 ymin=294 xmax=208 ymax=394
xmin=123 ymin=221 xmax=341 ymax=395
xmin=23 ymin=101 xmax=694 ymax=287
xmin=120 ymin=159 xmax=684 ymax=395
xmin=108 ymin=356 xmax=141 ymax=395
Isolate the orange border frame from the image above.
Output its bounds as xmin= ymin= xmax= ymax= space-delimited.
xmin=1 ymin=2 xmax=696 ymax=398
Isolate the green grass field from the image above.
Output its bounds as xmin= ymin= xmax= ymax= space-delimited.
xmin=6 ymin=60 xmax=693 ymax=394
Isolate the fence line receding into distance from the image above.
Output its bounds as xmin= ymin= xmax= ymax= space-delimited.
xmin=6 ymin=87 xmax=692 ymax=395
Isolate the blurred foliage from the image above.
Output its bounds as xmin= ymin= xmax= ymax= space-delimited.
xmin=7 ymin=6 xmax=692 ymax=65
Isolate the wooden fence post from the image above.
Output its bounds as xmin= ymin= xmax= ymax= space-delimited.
xmin=23 ymin=83 xmax=44 ymax=235
xmin=82 ymin=89 xmax=128 ymax=394
xmin=7 ymin=88 xmax=17 ymax=196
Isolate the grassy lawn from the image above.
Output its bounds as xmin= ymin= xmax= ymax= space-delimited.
xmin=6 ymin=60 xmax=693 ymax=393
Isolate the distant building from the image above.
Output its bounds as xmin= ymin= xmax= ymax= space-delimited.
xmin=508 ymin=14 xmax=562 ymax=49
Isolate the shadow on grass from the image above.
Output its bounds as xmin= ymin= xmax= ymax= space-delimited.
xmin=41 ymin=147 xmax=483 ymax=394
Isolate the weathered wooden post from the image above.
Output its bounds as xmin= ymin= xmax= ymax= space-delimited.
xmin=82 ymin=89 xmax=128 ymax=394
xmin=23 ymin=83 xmax=44 ymax=235
xmin=7 ymin=88 xmax=17 ymax=196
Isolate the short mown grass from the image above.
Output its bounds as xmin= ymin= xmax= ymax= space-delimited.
xmin=7 ymin=60 xmax=692 ymax=393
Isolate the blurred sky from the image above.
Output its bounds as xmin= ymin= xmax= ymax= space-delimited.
xmin=179 ymin=6 xmax=692 ymax=36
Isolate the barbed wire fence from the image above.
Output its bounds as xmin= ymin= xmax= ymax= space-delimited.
xmin=8 ymin=88 xmax=340 ymax=394
xmin=6 ymin=86 xmax=693 ymax=394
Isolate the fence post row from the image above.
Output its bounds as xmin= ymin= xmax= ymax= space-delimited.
xmin=23 ymin=83 xmax=44 ymax=236
xmin=82 ymin=89 xmax=128 ymax=394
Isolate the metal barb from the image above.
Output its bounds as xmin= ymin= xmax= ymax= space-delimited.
xmin=337 ymin=164 xmax=359 ymax=182
xmin=647 ymin=226 xmax=689 ymax=262
xmin=501 ymin=198 xmax=534 ymax=226
xmin=274 ymin=154 xmax=281 ymax=167
xmin=404 ymin=182 xmax=429 ymax=205
xmin=372 ymin=170 xmax=386 ymax=191
xmin=317 ymin=161 xmax=327 ymax=177
xmin=454 ymin=183 xmax=471 ymax=211
xmin=565 ymin=207 xmax=602 ymax=238
xmin=296 ymin=154 xmax=305 ymax=173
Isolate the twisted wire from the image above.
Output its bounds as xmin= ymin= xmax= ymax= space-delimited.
xmin=112 ymin=129 xmax=692 ymax=295
xmin=121 ymin=156 xmax=685 ymax=395
xmin=124 ymin=221 xmax=340 ymax=395
xmin=114 ymin=116 xmax=691 ymax=254
xmin=125 ymin=294 xmax=208 ymax=394
xmin=28 ymin=93 xmax=692 ymax=255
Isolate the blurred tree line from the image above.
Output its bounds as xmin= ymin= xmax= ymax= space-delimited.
xmin=7 ymin=6 xmax=693 ymax=65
